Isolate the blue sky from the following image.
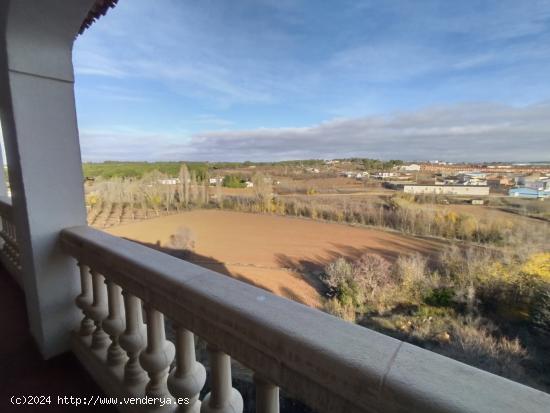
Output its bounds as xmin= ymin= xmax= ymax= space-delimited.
xmin=73 ymin=0 xmax=550 ymax=162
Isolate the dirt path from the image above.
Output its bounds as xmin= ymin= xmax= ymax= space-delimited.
xmin=106 ymin=210 xmax=445 ymax=308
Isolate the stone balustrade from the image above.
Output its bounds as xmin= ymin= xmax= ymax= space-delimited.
xmin=0 ymin=196 xmax=22 ymax=284
xmin=60 ymin=226 xmax=550 ymax=413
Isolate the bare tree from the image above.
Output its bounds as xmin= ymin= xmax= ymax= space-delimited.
xmin=252 ymin=172 xmax=273 ymax=212
xmin=189 ymin=170 xmax=199 ymax=205
xmin=163 ymin=180 xmax=176 ymax=212
xmin=121 ymin=178 xmax=138 ymax=220
xmin=215 ymin=178 xmax=223 ymax=206
xmin=203 ymin=171 xmax=210 ymax=205
xmin=141 ymin=171 xmax=163 ymax=216
xmin=179 ymin=164 xmax=190 ymax=207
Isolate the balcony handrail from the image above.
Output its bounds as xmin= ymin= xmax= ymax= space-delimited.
xmin=60 ymin=225 xmax=550 ymax=413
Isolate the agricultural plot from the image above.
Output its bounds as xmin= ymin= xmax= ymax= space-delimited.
xmin=106 ymin=210 xmax=445 ymax=307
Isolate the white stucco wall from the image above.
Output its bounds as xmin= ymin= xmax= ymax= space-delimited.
xmin=404 ymin=185 xmax=490 ymax=196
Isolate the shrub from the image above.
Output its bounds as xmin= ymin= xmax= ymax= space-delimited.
xmin=323 ymin=258 xmax=363 ymax=309
xmin=353 ymin=253 xmax=394 ymax=298
xmin=530 ymin=285 xmax=550 ymax=336
xmin=444 ymin=318 xmax=528 ymax=383
xmin=324 ymin=298 xmax=356 ymax=322
xmin=390 ymin=314 xmax=529 ymax=383
xmin=438 ymin=244 xmax=465 ymax=278
xmin=223 ymin=175 xmax=246 ymax=188
xmin=168 ymin=226 xmax=196 ymax=256
xmin=323 ymin=258 xmax=354 ymax=290
xmin=425 ymin=287 xmax=455 ymax=307
xmin=522 ymin=252 xmax=550 ymax=282
xmin=323 ymin=254 xmax=395 ymax=313
xmin=395 ymin=253 xmax=436 ymax=303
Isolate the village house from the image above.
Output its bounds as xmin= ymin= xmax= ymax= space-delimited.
xmin=457 ymin=172 xmax=487 ymax=186
xmin=373 ymin=171 xmax=396 ymax=179
xmin=399 ymin=163 xmax=421 ymax=172
xmin=340 ymin=171 xmax=355 ymax=178
xmin=516 ymin=174 xmax=550 ymax=190
xmin=158 ymin=177 xmax=180 ymax=185
xmin=404 ymin=184 xmax=490 ymax=196
xmin=209 ymin=176 xmax=223 ymax=185
xmin=509 ymin=187 xmax=550 ymax=199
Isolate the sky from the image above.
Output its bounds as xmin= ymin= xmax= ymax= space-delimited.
xmin=71 ymin=0 xmax=550 ymax=162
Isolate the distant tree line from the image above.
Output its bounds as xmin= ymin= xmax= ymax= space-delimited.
xmin=82 ymin=158 xmax=408 ymax=180
xmin=83 ymin=161 xmax=209 ymax=180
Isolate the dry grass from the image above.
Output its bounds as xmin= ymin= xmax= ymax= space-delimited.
xmin=366 ymin=313 xmax=532 ymax=387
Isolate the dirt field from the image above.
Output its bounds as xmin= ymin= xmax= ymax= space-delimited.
xmin=106 ymin=210 xmax=444 ymax=308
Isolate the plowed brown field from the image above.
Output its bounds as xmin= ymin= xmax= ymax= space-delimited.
xmin=106 ymin=210 xmax=445 ymax=308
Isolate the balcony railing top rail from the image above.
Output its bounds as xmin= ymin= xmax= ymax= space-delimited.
xmin=60 ymin=225 xmax=550 ymax=413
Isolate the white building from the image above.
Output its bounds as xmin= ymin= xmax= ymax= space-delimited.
xmin=400 ymin=164 xmax=421 ymax=172
xmin=458 ymin=172 xmax=487 ymax=186
xmin=158 ymin=178 xmax=180 ymax=185
xmin=209 ymin=177 xmax=223 ymax=185
xmin=404 ymin=185 xmax=490 ymax=196
xmin=517 ymin=175 xmax=550 ymax=190
xmin=374 ymin=172 xmax=396 ymax=179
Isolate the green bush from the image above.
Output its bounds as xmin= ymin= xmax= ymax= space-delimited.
xmin=425 ymin=288 xmax=455 ymax=307
xmin=222 ymin=175 xmax=246 ymax=188
xmin=530 ymin=285 xmax=550 ymax=335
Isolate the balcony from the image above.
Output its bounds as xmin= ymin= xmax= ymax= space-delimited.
xmin=1 ymin=1 xmax=550 ymax=412
xmin=0 ymin=252 xmax=116 ymax=413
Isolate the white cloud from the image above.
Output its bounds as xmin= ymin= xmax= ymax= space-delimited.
xmin=79 ymin=102 xmax=550 ymax=162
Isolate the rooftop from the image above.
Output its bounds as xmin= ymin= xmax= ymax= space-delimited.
xmin=79 ymin=0 xmax=118 ymax=34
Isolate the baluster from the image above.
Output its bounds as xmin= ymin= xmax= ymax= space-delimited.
xmin=3 ymin=227 xmax=13 ymax=262
xmin=139 ymin=306 xmax=175 ymax=399
xmin=0 ymin=220 xmax=5 ymax=252
xmin=168 ymin=326 xmax=206 ymax=412
xmin=254 ymin=374 xmax=279 ymax=413
xmin=102 ymin=280 xmax=127 ymax=365
xmin=75 ymin=263 xmax=94 ymax=336
xmin=201 ymin=346 xmax=243 ymax=413
xmin=88 ymin=270 xmax=110 ymax=350
xmin=119 ymin=292 xmax=148 ymax=385
xmin=14 ymin=228 xmax=21 ymax=270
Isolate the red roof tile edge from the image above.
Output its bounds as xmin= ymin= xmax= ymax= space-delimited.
xmin=78 ymin=0 xmax=119 ymax=35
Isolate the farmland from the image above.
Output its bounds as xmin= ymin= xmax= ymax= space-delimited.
xmin=84 ymin=160 xmax=550 ymax=391
xmin=106 ymin=210 xmax=444 ymax=308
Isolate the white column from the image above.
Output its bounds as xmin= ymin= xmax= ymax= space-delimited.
xmin=254 ymin=375 xmax=279 ymax=413
xmin=88 ymin=270 xmax=109 ymax=351
xmin=168 ymin=326 xmax=206 ymax=413
xmin=139 ymin=306 xmax=175 ymax=400
xmin=102 ymin=280 xmax=127 ymax=366
xmin=75 ymin=262 xmax=94 ymax=336
xmin=201 ymin=346 xmax=243 ymax=413
xmin=119 ymin=292 xmax=148 ymax=386
xmin=0 ymin=0 xmax=96 ymax=358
